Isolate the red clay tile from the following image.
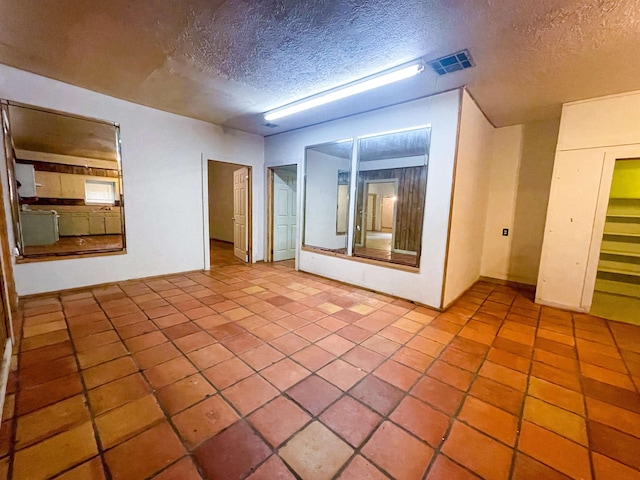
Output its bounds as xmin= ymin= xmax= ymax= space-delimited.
xmin=459 ymin=396 xmax=519 ymax=446
xmin=12 ymin=422 xmax=98 ymax=480
xmin=442 ymin=421 xmax=512 ymax=480
xmin=426 ymin=455 xmax=481 ymax=480
xmin=320 ymin=396 xmax=381 ymax=447
xmin=133 ymin=342 xmax=181 ymax=369
xmin=469 ymin=376 xmax=524 ymax=415
xmin=16 ymin=394 xmax=91 ymax=449
xmin=194 ymin=420 xmax=271 ymax=479
xmin=290 ymin=344 xmax=334 ymax=371
xmin=390 ymin=395 xmax=449 ymax=448
xmin=223 ymin=374 xmax=279 ymax=415
xmin=512 ymin=453 xmax=573 ymax=480
xmin=286 ymin=375 xmax=342 ymax=416
xmin=187 ymin=343 xmax=234 ymax=369
xmin=17 ymin=372 xmax=83 ymax=415
xmin=261 ymin=358 xmax=310 ymax=391
xmin=116 ymin=320 xmax=158 ymax=340
xmin=157 ymin=373 xmax=216 ymax=415
xmin=280 ymin=421 xmax=353 ymax=479
xmin=349 ymin=375 xmax=404 ymax=416
xmin=588 ymin=420 xmax=640 ymax=471
xmin=411 ymin=376 xmax=465 ymax=415
xmin=95 ymin=394 xmax=165 ymax=448
xmin=373 ymin=359 xmax=421 ymax=391
xmin=519 ymin=420 xmax=591 ymax=479
xmin=582 ymin=377 xmax=640 ymax=413
xmin=123 ymin=331 xmax=167 ymax=354
xmin=248 ymin=396 xmax=311 ymax=447
xmin=246 ymin=455 xmax=296 ymax=480
xmin=172 ymin=395 xmax=239 ymax=448
xmin=592 ymin=452 xmax=640 ymax=480
xmin=202 ymin=357 xmax=253 ymax=389
xmin=151 ymin=457 xmax=203 ymax=480
xmin=528 ymin=376 xmax=585 ymax=415
xmin=479 ymin=361 xmax=528 ymax=392
xmin=173 ymin=331 xmax=216 ymax=353
xmin=104 ymin=422 xmax=186 ymax=480
xmin=317 ymin=359 xmax=365 ymax=391
xmin=523 ymin=396 xmax=588 ymax=445
xmin=362 ymin=421 xmax=434 ymax=480
xmin=20 ymin=355 xmax=78 ymax=388
xmin=530 ymin=362 xmax=582 ymax=392
xmin=338 ymin=455 xmax=388 ymax=480
xmin=270 ymin=333 xmax=310 ymax=355
xmin=145 ymin=357 xmax=198 ymax=389
xmin=163 ymin=322 xmax=200 ymax=340
xmin=87 ymin=373 xmax=151 ymax=415
xmin=342 ymin=345 xmax=386 ymax=372
xmin=428 ymin=360 xmax=475 ymax=391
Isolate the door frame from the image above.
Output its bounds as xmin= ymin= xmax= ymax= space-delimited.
xmin=581 ymin=148 xmax=640 ymax=310
xmin=358 ymin=178 xmax=398 ymax=249
xmin=267 ymin=164 xmax=298 ymax=263
xmin=202 ymin=158 xmax=253 ymax=269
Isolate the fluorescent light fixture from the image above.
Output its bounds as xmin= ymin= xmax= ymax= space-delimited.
xmin=264 ymin=61 xmax=425 ymax=121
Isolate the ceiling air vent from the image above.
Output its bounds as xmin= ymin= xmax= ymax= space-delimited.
xmin=428 ymin=49 xmax=475 ymax=76
xmin=263 ymin=123 xmax=279 ymax=128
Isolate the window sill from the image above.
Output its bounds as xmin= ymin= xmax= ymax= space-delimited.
xmin=15 ymin=248 xmax=127 ymax=264
xmin=301 ymin=245 xmax=420 ymax=273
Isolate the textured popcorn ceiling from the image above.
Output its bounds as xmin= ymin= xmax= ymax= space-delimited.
xmin=1 ymin=0 xmax=639 ymax=135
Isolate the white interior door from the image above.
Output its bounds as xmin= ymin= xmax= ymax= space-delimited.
xmin=273 ymin=167 xmax=297 ymax=261
xmin=233 ymin=167 xmax=248 ymax=261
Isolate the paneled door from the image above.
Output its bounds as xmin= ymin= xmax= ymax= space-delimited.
xmin=233 ymin=167 xmax=248 ymax=262
xmin=273 ymin=167 xmax=297 ymax=261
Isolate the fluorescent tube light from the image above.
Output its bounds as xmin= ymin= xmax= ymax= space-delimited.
xmin=264 ymin=61 xmax=425 ymax=121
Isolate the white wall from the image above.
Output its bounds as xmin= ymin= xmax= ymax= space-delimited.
xmin=508 ymin=118 xmax=559 ymax=285
xmin=0 ymin=64 xmax=264 ymax=295
xmin=443 ymin=90 xmax=494 ymax=307
xmin=481 ymin=125 xmax=523 ymax=281
xmin=537 ymin=90 xmax=640 ymax=311
xmin=304 ymin=150 xmax=349 ymax=250
xmin=208 ymin=161 xmax=237 ymax=243
xmin=265 ymin=89 xmax=461 ymax=308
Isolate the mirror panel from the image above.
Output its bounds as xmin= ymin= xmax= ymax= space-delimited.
xmin=304 ymin=139 xmax=353 ymax=252
xmin=353 ymin=127 xmax=430 ymax=267
xmin=1 ymin=101 xmax=126 ymax=259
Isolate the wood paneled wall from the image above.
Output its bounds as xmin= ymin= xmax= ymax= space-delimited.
xmin=354 ymin=166 xmax=427 ymax=252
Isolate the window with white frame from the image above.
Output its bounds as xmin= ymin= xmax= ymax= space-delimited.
xmin=85 ymin=179 xmax=116 ymax=205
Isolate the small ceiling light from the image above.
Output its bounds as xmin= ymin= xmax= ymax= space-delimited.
xmin=264 ymin=61 xmax=425 ymax=122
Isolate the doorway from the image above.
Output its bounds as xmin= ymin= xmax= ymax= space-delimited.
xmin=358 ymin=180 xmax=397 ymax=254
xmin=207 ymin=160 xmax=252 ymax=266
xmin=267 ymin=165 xmax=297 ymax=262
xmin=590 ymin=158 xmax=640 ymax=324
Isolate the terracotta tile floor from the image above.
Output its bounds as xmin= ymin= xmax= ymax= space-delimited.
xmin=3 ymin=258 xmax=640 ymax=479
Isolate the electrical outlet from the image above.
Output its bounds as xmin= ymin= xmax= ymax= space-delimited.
xmin=502 ymin=228 xmax=509 ymax=236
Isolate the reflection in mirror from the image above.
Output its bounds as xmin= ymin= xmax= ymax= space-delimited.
xmin=304 ymin=139 xmax=353 ymax=252
xmin=336 ymin=170 xmax=350 ymax=234
xmin=1 ymin=101 xmax=126 ymax=259
xmin=353 ymin=127 xmax=430 ymax=267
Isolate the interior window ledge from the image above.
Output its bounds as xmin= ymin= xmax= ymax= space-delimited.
xmin=15 ymin=249 xmax=127 ymax=264
xmin=301 ymin=245 xmax=420 ymax=273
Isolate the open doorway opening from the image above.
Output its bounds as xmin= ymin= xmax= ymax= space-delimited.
xmin=267 ymin=165 xmax=297 ymax=262
xmin=591 ymin=158 xmax=640 ymax=324
xmin=207 ymin=160 xmax=252 ymax=267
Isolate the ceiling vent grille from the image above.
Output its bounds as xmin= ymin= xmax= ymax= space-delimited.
xmin=428 ymin=49 xmax=475 ymax=76
xmin=263 ymin=123 xmax=279 ymax=128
